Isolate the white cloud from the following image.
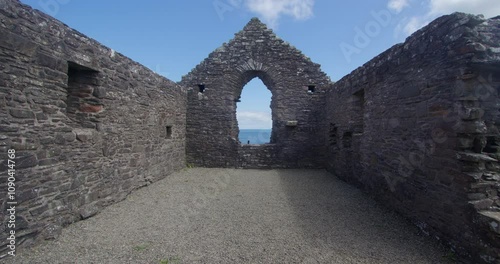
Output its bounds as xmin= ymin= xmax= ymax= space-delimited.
xmin=397 ymin=16 xmax=431 ymax=38
xmin=388 ymin=0 xmax=410 ymax=13
xmin=403 ymin=16 xmax=430 ymax=35
xmin=394 ymin=16 xmax=428 ymax=39
xmin=237 ymin=111 xmax=272 ymax=129
xmin=245 ymin=0 xmax=314 ymax=28
xmin=429 ymin=0 xmax=500 ymax=18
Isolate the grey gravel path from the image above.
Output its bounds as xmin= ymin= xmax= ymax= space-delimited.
xmin=6 ymin=169 xmax=453 ymax=264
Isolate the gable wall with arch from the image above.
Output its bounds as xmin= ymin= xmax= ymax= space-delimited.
xmin=180 ymin=18 xmax=331 ymax=169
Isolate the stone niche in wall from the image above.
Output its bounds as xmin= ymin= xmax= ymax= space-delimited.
xmin=66 ymin=61 xmax=104 ymax=129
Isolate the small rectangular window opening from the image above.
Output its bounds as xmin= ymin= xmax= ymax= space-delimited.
xmin=166 ymin=125 xmax=173 ymax=139
xmin=329 ymin=123 xmax=338 ymax=146
xmin=198 ymin=84 xmax=206 ymax=93
xmin=342 ymin=131 xmax=353 ymax=148
xmin=307 ymin=85 xmax=316 ymax=94
xmin=353 ymin=89 xmax=365 ymax=133
xmin=66 ymin=61 xmax=101 ymax=128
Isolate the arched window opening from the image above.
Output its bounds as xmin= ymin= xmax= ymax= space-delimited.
xmin=236 ymin=77 xmax=272 ymax=145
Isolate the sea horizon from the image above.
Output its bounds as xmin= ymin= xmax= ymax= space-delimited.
xmin=239 ymin=128 xmax=271 ymax=144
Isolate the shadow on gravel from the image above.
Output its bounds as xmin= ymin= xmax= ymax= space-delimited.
xmin=3 ymin=168 xmax=453 ymax=264
xmin=275 ymin=169 xmax=452 ymax=263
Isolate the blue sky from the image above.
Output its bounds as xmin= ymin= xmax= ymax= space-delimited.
xmin=20 ymin=0 xmax=500 ymax=128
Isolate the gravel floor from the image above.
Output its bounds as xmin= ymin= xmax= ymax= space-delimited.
xmin=5 ymin=168 xmax=453 ymax=264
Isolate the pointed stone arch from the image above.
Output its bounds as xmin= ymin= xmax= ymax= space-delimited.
xmin=180 ymin=18 xmax=331 ymax=168
xmin=229 ymin=60 xmax=278 ymax=144
xmin=234 ymin=73 xmax=274 ymax=144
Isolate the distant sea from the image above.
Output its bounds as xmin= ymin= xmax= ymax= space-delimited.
xmin=239 ymin=129 xmax=271 ymax=144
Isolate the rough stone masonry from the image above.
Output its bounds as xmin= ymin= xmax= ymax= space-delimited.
xmin=180 ymin=18 xmax=331 ymax=169
xmin=0 ymin=0 xmax=499 ymax=263
xmin=0 ymin=0 xmax=186 ymax=257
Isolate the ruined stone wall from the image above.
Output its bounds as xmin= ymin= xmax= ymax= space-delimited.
xmin=180 ymin=18 xmax=331 ymax=169
xmin=463 ymin=17 xmax=500 ymax=263
xmin=0 ymin=0 xmax=186 ymax=252
xmin=326 ymin=13 xmax=500 ymax=262
xmin=239 ymin=144 xmax=279 ymax=169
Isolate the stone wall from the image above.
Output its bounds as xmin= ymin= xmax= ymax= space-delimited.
xmin=0 ymin=0 xmax=187 ymax=253
xmin=239 ymin=144 xmax=279 ymax=169
xmin=325 ymin=13 xmax=500 ymax=262
xmin=180 ymin=18 xmax=331 ymax=169
xmin=464 ymin=17 xmax=500 ymax=263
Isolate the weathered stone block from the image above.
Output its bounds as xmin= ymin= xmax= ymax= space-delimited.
xmin=18 ymin=189 xmax=37 ymax=203
xmin=132 ymin=145 xmax=145 ymax=153
xmin=458 ymin=137 xmax=474 ymax=149
xmin=460 ymin=107 xmax=483 ymax=120
xmin=10 ymin=109 xmax=35 ymax=119
xmin=84 ymin=191 xmax=101 ymax=204
xmin=457 ymin=152 xmax=497 ymax=162
xmin=93 ymin=87 xmax=106 ymax=98
xmin=54 ymin=132 xmax=76 ymax=144
xmin=16 ymin=154 xmax=38 ymax=169
xmin=74 ymin=128 xmax=93 ymax=142
xmin=483 ymin=172 xmax=500 ymax=181
xmin=39 ymin=137 xmax=54 ymax=145
xmin=29 ymin=204 xmax=49 ymax=217
xmin=41 ymin=224 xmax=62 ymax=240
xmin=79 ymin=204 xmax=99 ymax=220
xmin=79 ymin=103 xmax=103 ymax=113
xmin=470 ymin=199 xmax=494 ymax=210
xmin=479 ymin=211 xmax=500 ymax=235
xmin=38 ymin=158 xmax=59 ymax=166
xmin=398 ymin=85 xmax=420 ymax=98
xmin=36 ymin=112 xmax=48 ymax=121
xmin=36 ymin=52 xmax=64 ymax=71
xmin=0 ymin=125 xmax=18 ymax=132
xmin=15 ymin=216 xmax=29 ymax=231
xmin=11 ymin=143 xmax=37 ymax=150
xmin=458 ymin=121 xmax=488 ymax=134
xmin=468 ymin=193 xmax=487 ymax=200
xmin=0 ymin=29 xmax=38 ymax=56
